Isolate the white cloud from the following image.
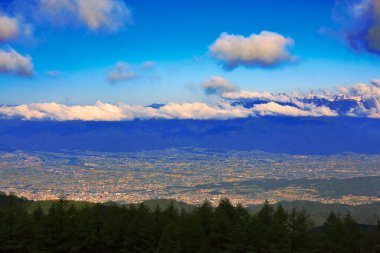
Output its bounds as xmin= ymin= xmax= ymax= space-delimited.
xmin=0 ymin=48 xmax=34 ymax=77
xmin=209 ymin=31 xmax=296 ymax=70
xmin=251 ymin=102 xmax=337 ymax=117
xmin=158 ymin=101 xmax=252 ymax=120
xmin=37 ymin=0 xmax=131 ymax=32
xmin=0 ymin=102 xmax=125 ymax=121
xmin=336 ymin=82 xmax=380 ymax=103
xmin=292 ymin=100 xmax=338 ymax=117
xmin=108 ymin=62 xmax=135 ymax=83
xmin=336 ymin=80 xmax=380 ymax=117
xmin=334 ymin=0 xmax=380 ymax=55
xmin=341 ymin=82 xmax=380 ymax=100
xmin=107 ymin=61 xmax=161 ymax=84
xmin=0 ymin=14 xmax=19 ymax=42
xmin=201 ymin=76 xmax=239 ymax=95
xmin=0 ymin=13 xmax=32 ymax=43
xmin=77 ymin=0 xmax=130 ymax=31
xmin=252 ymin=102 xmax=313 ymax=117
xmin=371 ymin=79 xmax=380 ymax=88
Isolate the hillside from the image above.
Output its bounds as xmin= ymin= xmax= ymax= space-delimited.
xmin=2 ymin=191 xmax=380 ymax=226
xmin=249 ymin=200 xmax=380 ymax=225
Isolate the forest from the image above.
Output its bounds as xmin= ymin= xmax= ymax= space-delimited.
xmin=0 ymin=192 xmax=380 ymax=253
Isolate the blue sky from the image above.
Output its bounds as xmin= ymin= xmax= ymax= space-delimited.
xmin=0 ymin=0 xmax=380 ymax=106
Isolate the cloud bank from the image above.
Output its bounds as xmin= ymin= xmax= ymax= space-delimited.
xmin=335 ymin=0 xmax=380 ymax=55
xmin=251 ymin=102 xmax=337 ymax=117
xmin=3 ymin=77 xmax=380 ymax=121
xmin=0 ymin=101 xmax=250 ymax=121
xmin=221 ymin=80 xmax=380 ymax=118
xmin=209 ymin=31 xmax=296 ymax=70
xmin=0 ymin=48 xmax=34 ymax=77
xmin=336 ymin=80 xmax=380 ymax=117
xmin=36 ymin=0 xmax=131 ymax=32
xmin=0 ymin=100 xmax=337 ymax=121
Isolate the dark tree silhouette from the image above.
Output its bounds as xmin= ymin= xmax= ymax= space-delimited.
xmin=0 ymin=192 xmax=379 ymax=253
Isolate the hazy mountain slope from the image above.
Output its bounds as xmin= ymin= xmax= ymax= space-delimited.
xmin=1 ymin=117 xmax=380 ymax=154
xmin=248 ymin=201 xmax=380 ymax=225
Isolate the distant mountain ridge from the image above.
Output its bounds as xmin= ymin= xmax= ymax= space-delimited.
xmin=1 ymin=116 xmax=380 ymax=154
xmin=1 ymin=192 xmax=379 ymax=226
xmin=230 ymin=94 xmax=364 ymax=115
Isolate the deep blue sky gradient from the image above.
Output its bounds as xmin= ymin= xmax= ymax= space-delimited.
xmin=1 ymin=0 xmax=379 ymax=105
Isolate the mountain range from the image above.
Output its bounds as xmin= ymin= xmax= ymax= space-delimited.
xmin=1 ymin=116 xmax=380 ymax=155
xmin=229 ymin=93 xmax=364 ymax=115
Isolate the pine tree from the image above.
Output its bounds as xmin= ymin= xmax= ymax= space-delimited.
xmin=323 ymin=211 xmax=345 ymax=253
